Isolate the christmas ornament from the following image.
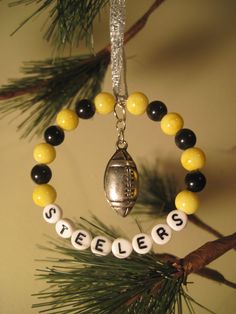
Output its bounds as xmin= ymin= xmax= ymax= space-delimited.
xmin=31 ymin=0 xmax=207 ymax=259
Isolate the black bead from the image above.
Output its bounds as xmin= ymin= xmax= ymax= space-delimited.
xmin=185 ymin=171 xmax=206 ymax=192
xmin=31 ymin=164 xmax=52 ymax=184
xmin=44 ymin=126 xmax=65 ymax=146
xmin=175 ymin=128 xmax=196 ymax=150
xmin=75 ymin=99 xmax=95 ymax=119
xmin=146 ymin=101 xmax=167 ymax=121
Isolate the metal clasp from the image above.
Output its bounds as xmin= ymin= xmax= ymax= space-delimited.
xmin=114 ymin=95 xmax=128 ymax=149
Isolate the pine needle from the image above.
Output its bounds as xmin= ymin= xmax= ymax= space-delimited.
xmin=33 ymin=242 xmax=182 ymax=314
xmin=9 ymin=0 xmax=109 ymax=50
xmin=0 ymin=52 xmax=109 ymax=138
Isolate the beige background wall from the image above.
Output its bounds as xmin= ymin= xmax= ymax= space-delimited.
xmin=0 ymin=1 xmax=236 ymax=313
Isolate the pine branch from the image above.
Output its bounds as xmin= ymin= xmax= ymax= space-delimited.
xmin=32 ymin=218 xmax=235 ymax=314
xmin=33 ymin=219 xmax=184 ymax=314
xmin=0 ymin=52 xmax=110 ymax=138
xmin=32 ymin=243 xmax=198 ymax=314
xmin=181 ymin=232 xmax=236 ymax=277
xmin=0 ymin=0 xmax=165 ymax=138
xmin=156 ymin=253 xmax=236 ymax=289
xmin=1 ymin=0 xmax=165 ymax=100
xmin=9 ymin=0 xmax=109 ymax=50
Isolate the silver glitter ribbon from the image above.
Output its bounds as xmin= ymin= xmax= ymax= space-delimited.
xmin=110 ymin=0 xmax=128 ymax=100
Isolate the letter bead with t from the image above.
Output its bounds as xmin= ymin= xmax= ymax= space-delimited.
xmin=55 ymin=219 xmax=74 ymax=238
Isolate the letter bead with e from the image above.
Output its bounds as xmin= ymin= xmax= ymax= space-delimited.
xmin=132 ymin=233 xmax=153 ymax=254
xmin=71 ymin=230 xmax=92 ymax=250
xmin=91 ymin=236 xmax=112 ymax=256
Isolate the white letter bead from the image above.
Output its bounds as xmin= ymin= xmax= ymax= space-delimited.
xmin=55 ymin=219 xmax=74 ymax=239
xmin=43 ymin=204 xmax=62 ymax=224
xmin=132 ymin=233 xmax=153 ymax=254
xmin=166 ymin=210 xmax=188 ymax=231
xmin=91 ymin=236 xmax=112 ymax=256
xmin=151 ymin=224 xmax=172 ymax=245
xmin=112 ymin=238 xmax=133 ymax=259
xmin=71 ymin=229 xmax=92 ymax=250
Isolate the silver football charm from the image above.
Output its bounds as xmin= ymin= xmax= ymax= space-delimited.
xmin=104 ymin=148 xmax=139 ymax=217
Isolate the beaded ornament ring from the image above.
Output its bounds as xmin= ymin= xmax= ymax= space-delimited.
xmin=31 ymin=0 xmax=206 ymax=259
xmin=31 ymin=91 xmax=206 ymax=259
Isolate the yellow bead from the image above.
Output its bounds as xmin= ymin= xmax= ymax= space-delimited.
xmin=160 ymin=112 xmax=184 ymax=135
xmin=126 ymin=92 xmax=149 ymax=115
xmin=181 ymin=147 xmax=206 ymax=171
xmin=32 ymin=184 xmax=57 ymax=207
xmin=56 ymin=109 xmax=79 ymax=131
xmin=33 ymin=143 xmax=56 ymax=164
xmin=94 ymin=92 xmax=115 ymax=115
xmin=175 ymin=190 xmax=199 ymax=215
